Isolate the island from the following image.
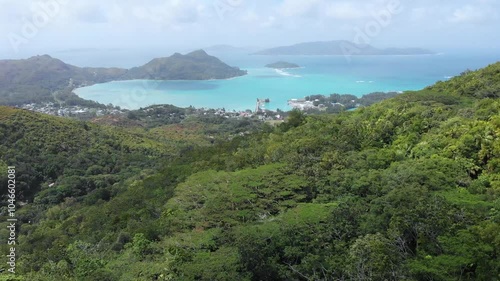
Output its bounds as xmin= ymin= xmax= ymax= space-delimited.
xmin=0 ymin=50 xmax=247 ymax=105
xmin=265 ymin=61 xmax=300 ymax=69
xmin=124 ymin=50 xmax=247 ymax=80
xmin=254 ymin=40 xmax=435 ymax=56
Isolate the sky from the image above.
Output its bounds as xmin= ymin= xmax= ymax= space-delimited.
xmin=1 ymin=0 xmax=499 ymax=58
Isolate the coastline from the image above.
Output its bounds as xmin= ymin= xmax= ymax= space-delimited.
xmin=71 ymin=53 xmax=497 ymax=113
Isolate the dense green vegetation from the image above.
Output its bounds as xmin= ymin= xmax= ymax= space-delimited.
xmin=0 ymin=62 xmax=499 ymax=280
xmin=125 ymin=50 xmax=247 ymax=80
xmin=0 ymin=106 xmax=267 ymax=204
xmin=0 ymin=55 xmax=126 ymax=105
xmin=0 ymin=107 xmax=175 ymax=203
xmin=303 ymin=92 xmax=400 ymax=113
xmin=94 ymin=104 xmax=270 ymax=146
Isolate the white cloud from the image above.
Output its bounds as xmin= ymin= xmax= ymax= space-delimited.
xmin=410 ymin=7 xmax=428 ymax=21
xmin=277 ymin=0 xmax=322 ymax=18
xmin=1 ymin=0 xmax=500 ymax=53
xmin=240 ymin=10 xmax=260 ymax=23
xmin=261 ymin=16 xmax=277 ymax=28
xmin=76 ymin=5 xmax=108 ymax=23
xmin=449 ymin=4 xmax=497 ymax=23
xmin=325 ymin=2 xmax=369 ymax=20
xmin=238 ymin=10 xmax=276 ymax=28
xmin=107 ymin=4 xmax=126 ymax=23
xmin=130 ymin=0 xmax=208 ymax=26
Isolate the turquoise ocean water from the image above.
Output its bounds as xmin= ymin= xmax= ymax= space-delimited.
xmin=73 ymin=52 xmax=499 ymax=111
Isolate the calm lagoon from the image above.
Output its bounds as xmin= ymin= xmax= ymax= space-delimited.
xmin=74 ymin=52 xmax=499 ymax=111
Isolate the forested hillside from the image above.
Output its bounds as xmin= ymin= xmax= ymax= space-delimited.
xmin=0 ymin=62 xmax=499 ymax=280
xmin=124 ymin=50 xmax=247 ymax=80
xmin=0 ymin=51 xmax=246 ymax=106
xmin=0 ymin=55 xmax=127 ymax=105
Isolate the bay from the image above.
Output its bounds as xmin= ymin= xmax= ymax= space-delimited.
xmin=73 ymin=52 xmax=500 ymax=111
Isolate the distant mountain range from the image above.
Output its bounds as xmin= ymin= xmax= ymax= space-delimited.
xmin=254 ymin=40 xmax=435 ymax=56
xmin=0 ymin=50 xmax=247 ymax=105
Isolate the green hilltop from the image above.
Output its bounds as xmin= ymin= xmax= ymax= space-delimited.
xmin=125 ymin=50 xmax=247 ymax=80
xmin=0 ymin=62 xmax=499 ymax=280
xmin=0 ymin=55 xmax=127 ymax=105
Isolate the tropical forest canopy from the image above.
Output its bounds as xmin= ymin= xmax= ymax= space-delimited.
xmin=0 ymin=62 xmax=499 ymax=280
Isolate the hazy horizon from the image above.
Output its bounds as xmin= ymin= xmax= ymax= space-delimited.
xmin=1 ymin=0 xmax=499 ymax=60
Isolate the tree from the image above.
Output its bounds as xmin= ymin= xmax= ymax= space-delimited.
xmin=281 ymin=109 xmax=306 ymax=131
xmin=347 ymin=233 xmax=401 ymax=281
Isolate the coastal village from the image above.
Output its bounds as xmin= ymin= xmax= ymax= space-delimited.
xmin=20 ymin=102 xmax=123 ymax=119
xmin=19 ymin=100 xmax=286 ymax=122
xmin=288 ymin=98 xmax=329 ymax=110
xmin=18 ymin=93 xmax=367 ymax=124
xmin=18 ymin=89 xmax=399 ymax=123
